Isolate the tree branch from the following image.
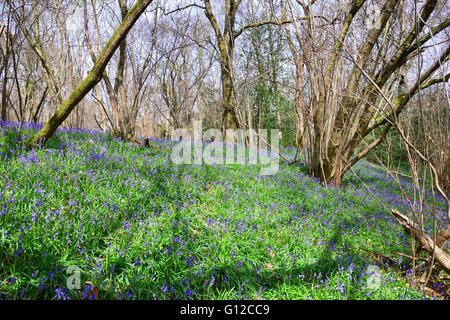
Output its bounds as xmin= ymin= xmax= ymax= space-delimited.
xmin=160 ymin=3 xmax=205 ymax=15
xmin=420 ymin=72 xmax=450 ymax=90
xmin=374 ymin=0 xmax=439 ymax=87
xmin=371 ymin=44 xmax=450 ymax=131
xmin=233 ymin=15 xmax=328 ymax=39
xmin=203 ymin=0 xmax=223 ymax=41
xmin=91 ymin=93 xmax=115 ymax=131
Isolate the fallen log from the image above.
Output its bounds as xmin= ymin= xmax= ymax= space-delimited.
xmin=391 ymin=209 xmax=450 ymax=273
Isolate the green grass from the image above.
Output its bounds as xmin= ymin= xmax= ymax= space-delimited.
xmin=0 ymin=123 xmax=447 ymax=300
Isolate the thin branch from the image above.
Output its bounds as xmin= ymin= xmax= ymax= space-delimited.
xmin=91 ymin=93 xmax=115 ymax=131
xmin=233 ymin=15 xmax=329 ymax=39
xmin=420 ymin=73 xmax=450 ymax=90
xmin=335 ymin=34 xmax=449 ymax=216
xmin=160 ymin=3 xmax=205 ymax=15
xmin=394 ymin=251 xmax=427 ymax=262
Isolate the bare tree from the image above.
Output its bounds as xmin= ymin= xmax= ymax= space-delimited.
xmin=285 ymin=0 xmax=449 ymax=187
xmin=152 ymin=12 xmax=213 ymax=136
xmin=160 ymin=1 xmax=309 ymax=139
xmin=1 ymin=0 xmax=48 ymax=128
xmin=26 ymin=0 xmax=154 ymax=148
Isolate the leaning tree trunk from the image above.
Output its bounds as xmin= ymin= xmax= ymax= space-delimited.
xmin=26 ymin=0 xmax=153 ymax=149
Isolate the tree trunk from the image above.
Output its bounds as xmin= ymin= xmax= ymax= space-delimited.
xmin=1 ymin=51 xmax=9 ymax=121
xmin=26 ymin=0 xmax=153 ymax=148
xmin=221 ymin=67 xmax=238 ymax=133
xmin=1 ymin=18 xmax=10 ymax=122
xmin=115 ymin=0 xmax=130 ymax=140
xmin=204 ymin=0 xmax=240 ymax=139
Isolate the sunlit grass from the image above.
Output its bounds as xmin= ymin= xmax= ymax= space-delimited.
xmin=0 ymin=122 xmax=447 ymax=300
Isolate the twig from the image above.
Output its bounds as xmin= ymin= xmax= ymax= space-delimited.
xmin=394 ymin=251 xmax=427 ymax=262
xmin=361 ymin=247 xmax=396 ymax=264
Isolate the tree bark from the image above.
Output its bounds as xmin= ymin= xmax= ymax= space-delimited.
xmin=1 ymin=16 xmax=11 ymax=121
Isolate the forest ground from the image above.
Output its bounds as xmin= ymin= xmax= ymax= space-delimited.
xmin=0 ymin=121 xmax=448 ymax=300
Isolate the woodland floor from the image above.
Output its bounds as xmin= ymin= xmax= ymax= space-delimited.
xmin=0 ymin=121 xmax=448 ymax=300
